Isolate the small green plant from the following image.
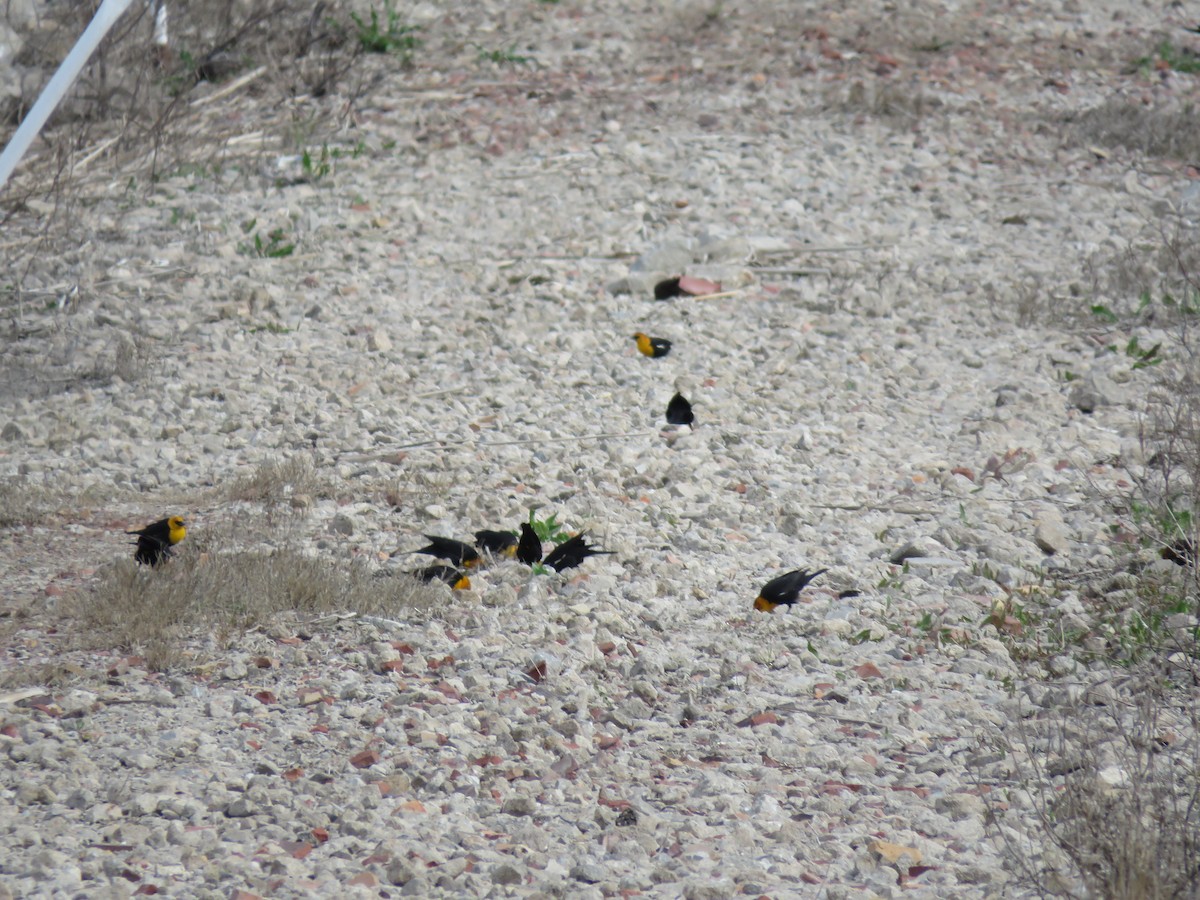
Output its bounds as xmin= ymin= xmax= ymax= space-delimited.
xmin=163 ymin=49 xmax=197 ymax=96
xmin=1160 ymin=289 xmax=1200 ymax=315
xmin=1134 ymin=41 xmax=1200 ymax=75
xmin=529 ymin=509 xmax=569 ymax=543
xmin=301 ymin=146 xmax=331 ymax=181
xmin=475 ymin=43 xmax=533 ymax=65
xmin=238 ymin=219 xmax=295 ymax=258
xmin=350 ymin=2 xmax=421 ymax=57
xmin=876 ymin=563 xmax=907 ymax=591
xmin=1106 ymin=335 xmax=1163 ymax=369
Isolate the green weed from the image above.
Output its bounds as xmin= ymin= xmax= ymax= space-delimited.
xmin=238 ymin=219 xmax=295 ymax=258
xmin=1134 ymin=41 xmax=1200 ymax=75
xmin=529 ymin=508 xmax=570 ymax=543
xmin=476 ymin=44 xmax=533 ymax=65
xmin=350 ymin=2 xmax=421 ymax=58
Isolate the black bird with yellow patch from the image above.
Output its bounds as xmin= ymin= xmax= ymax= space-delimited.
xmin=1161 ymin=538 xmax=1196 ymax=567
xmin=412 ymin=565 xmax=471 ymax=590
xmin=127 ymin=515 xmax=187 ymax=567
xmin=632 ymin=332 xmax=672 ymax=358
xmin=665 ymin=392 xmax=694 ymax=426
xmin=412 ymin=535 xmax=481 ymax=568
xmin=516 ymin=522 xmax=543 ymax=565
xmin=543 ymin=533 xmax=613 ymax=572
xmin=475 ymin=529 xmax=518 ymax=558
xmin=753 ymin=568 xmax=827 ymax=612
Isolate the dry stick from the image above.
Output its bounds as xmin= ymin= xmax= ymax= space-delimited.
xmin=753 ymin=245 xmax=882 ymax=255
xmin=13 ymin=266 xmax=193 ymax=296
xmin=752 ymin=267 xmax=833 ymax=277
xmin=190 ymin=66 xmax=267 ymax=109
xmin=478 ymin=431 xmax=655 ymax=447
xmin=75 ymin=136 xmax=121 ymax=173
xmin=773 ymin=703 xmax=888 ymax=731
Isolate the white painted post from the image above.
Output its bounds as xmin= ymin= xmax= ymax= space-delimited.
xmin=0 ymin=0 xmax=137 ymax=190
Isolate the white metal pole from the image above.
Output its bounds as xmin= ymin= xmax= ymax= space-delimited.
xmin=0 ymin=0 xmax=137 ymax=190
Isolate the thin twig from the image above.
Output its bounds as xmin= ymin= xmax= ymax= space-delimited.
xmin=190 ymin=67 xmax=267 ymax=108
xmin=689 ymin=290 xmax=742 ymax=301
xmin=75 ymin=136 xmax=122 ymax=172
xmin=753 ymin=245 xmax=885 ymax=255
xmin=752 ymin=267 xmax=833 ymax=277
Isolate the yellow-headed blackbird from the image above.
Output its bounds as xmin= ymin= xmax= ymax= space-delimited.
xmin=412 ymin=535 xmax=481 ymax=568
xmin=543 ymin=533 xmax=613 ymax=572
xmin=632 ymin=333 xmax=672 ymax=358
xmin=753 ymin=568 xmax=828 ymax=612
xmin=666 ymin=392 xmax=694 ymax=426
xmin=475 ymin=529 xmax=518 ymax=557
xmin=127 ymin=515 xmax=187 ymax=567
xmin=1161 ymin=538 xmax=1195 ymax=566
xmin=412 ymin=565 xmax=471 ymax=590
xmin=516 ymin=522 xmax=543 ymax=565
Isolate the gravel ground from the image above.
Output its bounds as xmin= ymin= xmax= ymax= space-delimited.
xmin=2 ymin=1 xmax=1198 ymax=897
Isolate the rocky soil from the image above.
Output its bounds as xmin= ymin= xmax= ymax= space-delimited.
xmin=2 ymin=0 xmax=1198 ymax=897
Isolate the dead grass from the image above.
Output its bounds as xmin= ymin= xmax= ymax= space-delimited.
xmin=1 ymin=0 xmax=377 ymax=300
xmin=990 ymin=688 xmax=1200 ymax=899
xmin=0 ymin=478 xmax=52 ymax=527
xmin=65 ymin=541 xmax=439 ymax=671
xmin=223 ymin=454 xmax=338 ymax=507
xmin=825 ymin=78 xmax=937 ymax=123
xmin=1066 ymin=101 xmax=1200 ymax=163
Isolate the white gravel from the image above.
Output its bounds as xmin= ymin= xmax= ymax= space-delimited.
xmin=2 ymin=0 xmax=1197 ymax=896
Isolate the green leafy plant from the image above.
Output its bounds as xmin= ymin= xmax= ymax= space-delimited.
xmin=1106 ymin=335 xmax=1163 ymax=369
xmin=350 ymin=2 xmax=421 ymax=58
xmin=1134 ymin=41 xmax=1200 ymax=75
xmin=529 ymin=509 xmax=569 ymax=543
xmin=238 ymin=219 xmax=295 ymax=258
xmin=475 ymin=43 xmax=533 ymax=65
xmin=301 ymin=146 xmax=331 ymax=181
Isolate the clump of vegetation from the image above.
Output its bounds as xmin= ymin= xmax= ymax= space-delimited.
xmin=350 ymin=1 xmax=421 ymax=58
xmin=67 ymin=544 xmax=436 ymax=670
xmin=224 ymin=456 xmax=333 ymax=506
xmin=238 ymin=219 xmax=296 ymax=258
xmin=1134 ymin=40 xmax=1200 ymax=75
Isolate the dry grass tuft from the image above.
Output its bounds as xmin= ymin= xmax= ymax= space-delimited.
xmin=993 ymin=692 xmax=1200 ymax=899
xmin=66 ymin=544 xmax=438 ymax=670
xmin=825 ymin=78 xmax=936 ymax=122
xmin=1066 ymin=101 xmax=1200 ymax=162
xmin=0 ymin=478 xmax=52 ymax=527
xmin=224 ymin=454 xmax=334 ymax=506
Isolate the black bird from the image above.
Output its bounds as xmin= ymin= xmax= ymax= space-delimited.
xmin=654 ymin=276 xmax=684 ymax=300
xmin=665 ymin=392 xmax=694 ymax=426
xmin=1161 ymin=538 xmax=1196 ymax=567
xmin=410 ymin=535 xmax=481 ymax=568
xmin=753 ymin=568 xmax=828 ymax=612
xmin=127 ymin=515 xmax=187 ymax=567
xmin=516 ymin=522 xmax=543 ymax=565
xmin=411 ymin=565 xmax=471 ymax=590
xmin=475 ymin=529 xmax=518 ymax=558
xmin=542 ymin=533 xmax=613 ymax=572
